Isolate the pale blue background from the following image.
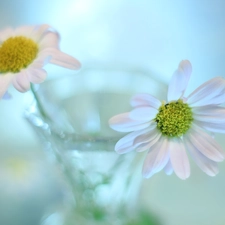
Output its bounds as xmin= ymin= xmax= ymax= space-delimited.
xmin=1 ymin=1 xmax=225 ymax=225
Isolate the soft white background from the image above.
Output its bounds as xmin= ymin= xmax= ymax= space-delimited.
xmin=1 ymin=1 xmax=225 ymax=225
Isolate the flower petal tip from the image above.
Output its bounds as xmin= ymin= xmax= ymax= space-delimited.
xmin=142 ymin=171 xmax=152 ymax=179
xmin=208 ymin=171 xmax=219 ymax=177
xmin=115 ymin=148 xmax=128 ymax=154
xmin=2 ymin=91 xmax=12 ymax=100
xmin=179 ymin=60 xmax=192 ymax=74
xmin=175 ymin=171 xmax=190 ymax=180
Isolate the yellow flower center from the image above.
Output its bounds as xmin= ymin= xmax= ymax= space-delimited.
xmin=155 ymin=99 xmax=193 ymax=137
xmin=0 ymin=36 xmax=38 ymax=73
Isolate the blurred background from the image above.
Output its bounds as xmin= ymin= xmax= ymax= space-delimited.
xmin=1 ymin=0 xmax=225 ymax=225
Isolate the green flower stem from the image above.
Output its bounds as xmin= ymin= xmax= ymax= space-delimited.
xmin=30 ymin=84 xmax=48 ymax=119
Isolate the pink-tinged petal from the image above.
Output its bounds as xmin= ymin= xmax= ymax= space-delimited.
xmin=192 ymin=105 xmax=225 ymax=116
xmin=0 ymin=27 xmax=14 ymax=42
xmin=14 ymin=25 xmax=36 ymax=37
xmin=115 ymin=126 xmax=155 ymax=154
xmin=187 ymin=77 xmax=225 ymax=107
xmin=193 ymin=114 xmax=225 ymax=124
xmin=0 ymin=73 xmax=14 ymax=98
xmin=194 ymin=120 xmax=225 ymax=133
xmin=136 ymin=130 xmax=161 ymax=152
xmin=31 ymin=24 xmax=51 ymax=42
xmin=184 ymin=136 xmax=219 ymax=176
xmin=130 ymin=93 xmax=161 ymax=109
xmin=40 ymin=48 xmax=81 ymax=70
xmin=169 ymin=137 xmax=190 ymax=180
xmin=187 ymin=124 xmax=225 ymax=162
xmin=193 ymin=105 xmax=225 ymax=124
xmin=129 ymin=106 xmax=158 ymax=121
xmin=115 ymin=133 xmax=136 ymax=154
xmin=142 ymin=136 xmax=169 ymax=178
xmin=27 ymin=68 xmax=47 ymax=84
xmin=109 ymin=112 xmax=151 ymax=132
xmin=167 ymin=60 xmax=192 ymax=102
xmin=164 ymin=160 xmax=173 ymax=175
xmin=133 ymin=125 xmax=158 ymax=145
xmin=12 ymin=71 xmax=30 ymax=92
xmin=33 ymin=54 xmax=51 ymax=67
xmin=39 ymin=31 xmax=60 ymax=50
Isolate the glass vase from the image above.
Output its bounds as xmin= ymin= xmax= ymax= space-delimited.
xmin=25 ymin=65 xmax=166 ymax=225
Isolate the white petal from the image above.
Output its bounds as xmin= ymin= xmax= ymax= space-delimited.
xmin=0 ymin=27 xmax=14 ymax=42
xmin=169 ymin=138 xmax=190 ymax=180
xmin=142 ymin=137 xmax=169 ymax=178
xmin=130 ymin=93 xmax=161 ymax=109
xmin=193 ymin=105 xmax=225 ymax=115
xmin=27 ymin=68 xmax=47 ymax=84
xmin=193 ymin=105 xmax=225 ymax=126
xmin=184 ymin=136 xmax=218 ymax=176
xmin=114 ymin=126 xmax=154 ymax=154
xmin=133 ymin=125 xmax=158 ymax=145
xmin=109 ymin=112 xmax=151 ymax=132
xmin=40 ymin=48 xmax=81 ymax=70
xmin=194 ymin=120 xmax=225 ymax=133
xmin=193 ymin=115 xmax=225 ymax=124
xmin=164 ymin=160 xmax=173 ymax=175
xmin=0 ymin=73 xmax=14 ymax=98
xmin=192 ymin=105 xmax=225 ymax=133
xmin=193 ymin=105 xmax=225 ymax=114
xmin=136 ymin=130 xmax=161 ymax=152
xmin=167 ymin=60 xmax=192 ymax=102
xmin=193 ymin=104 xmax=225 ymax=132
xmin=129 ymin=106 xmax=158 ymax=121
xmin=12 ymin=71 xmax=30 ymax=92
xmin=187 ymin=125 xmax=225 ymax=162
xmin=187 ymin=77 xmax=225 ymax=107
xmin=115 ymin=133 xmax=136 ymax=154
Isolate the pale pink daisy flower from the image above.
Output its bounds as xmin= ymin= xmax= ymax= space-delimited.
xmin=0 ymin=24 xmax=81 ymax=98
xmin=109 ymin=60 xmax=225 ymax=180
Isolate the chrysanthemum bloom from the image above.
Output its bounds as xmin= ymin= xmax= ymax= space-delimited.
xmin=0 ymin=24 xmax=81 ymax=98
xmin=109 ymin=60 xmax=225 ymax=180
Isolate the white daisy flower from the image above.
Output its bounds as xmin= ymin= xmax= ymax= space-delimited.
xmin=109 ymin=60 xmax=225 ymax=180
xmin=0 ymin=24 xmax=81 ymax=98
